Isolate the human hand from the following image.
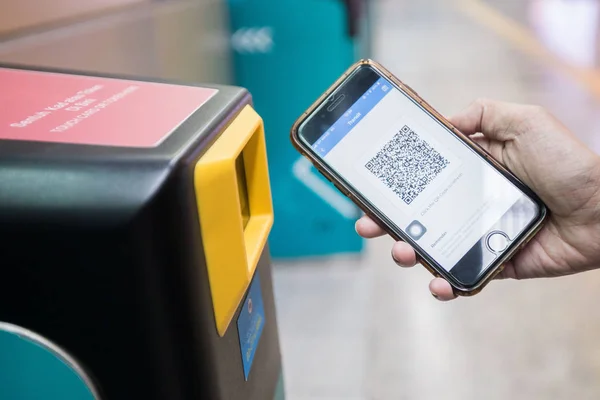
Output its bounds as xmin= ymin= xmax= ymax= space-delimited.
xmin=356 ymin=99 xmax=600 ymax=301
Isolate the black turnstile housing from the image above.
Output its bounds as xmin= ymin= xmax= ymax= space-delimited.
xmin=0 ymin=65 xmax=284 ymax=400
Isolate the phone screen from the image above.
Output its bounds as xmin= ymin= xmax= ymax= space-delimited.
xmin=297 ymin=65 xmax=543 ymax=287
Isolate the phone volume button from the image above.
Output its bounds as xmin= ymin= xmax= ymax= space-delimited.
xmin=404 ymin=84 xmax=419 ymax=97
xmin=332 ymin=182 xmax=349 ymax=196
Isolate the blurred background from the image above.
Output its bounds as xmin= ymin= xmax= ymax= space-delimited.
xmin=2 ymin=0 xmax=600 ymax=398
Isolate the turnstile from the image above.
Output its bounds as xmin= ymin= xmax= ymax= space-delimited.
xmin=0 ymin=65 xmax=284 ymax=400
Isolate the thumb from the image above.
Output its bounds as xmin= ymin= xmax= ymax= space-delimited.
xmin=449 ymin=98 xmax=530 ymax=142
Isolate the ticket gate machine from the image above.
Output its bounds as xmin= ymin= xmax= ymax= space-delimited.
xmin=0 ymin=65 xmax=285 ymax=400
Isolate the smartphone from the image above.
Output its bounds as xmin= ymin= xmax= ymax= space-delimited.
xmin=290 ymin=59 xmax=548 ymax=295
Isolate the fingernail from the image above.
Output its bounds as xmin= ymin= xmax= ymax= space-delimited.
xmin=391 ymin=249 xmax=400 ymax=264
xmin=354 ymin=219 xmax=363 ymax=232
xmin=391 ymin=249 xmax=411 ymax=268
xmin=431 ymin=293 xmax=439 ymax=299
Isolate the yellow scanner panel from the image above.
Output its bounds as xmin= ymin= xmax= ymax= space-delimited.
xmin=194 ymin=105 xmax=274 ymax=337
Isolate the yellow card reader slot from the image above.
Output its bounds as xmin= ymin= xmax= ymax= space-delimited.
xmin=194 ymin=105 xmax=274 ymax=337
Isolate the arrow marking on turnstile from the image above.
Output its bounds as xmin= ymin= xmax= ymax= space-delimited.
xmin=231 ymin=27 xmax=274 ymax=54
xmin=292 ymin=156 xmax=359 ymax=219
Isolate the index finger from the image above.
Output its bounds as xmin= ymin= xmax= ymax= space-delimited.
xmin=355 ymin=215 xmax=386 ymax=238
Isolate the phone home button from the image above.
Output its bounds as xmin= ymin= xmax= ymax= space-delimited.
xmin=486 ymin=231 xmax=509 ymax=254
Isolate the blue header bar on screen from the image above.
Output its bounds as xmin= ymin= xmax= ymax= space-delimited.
xmin=312 ymin=77 xmax=391 ymax=157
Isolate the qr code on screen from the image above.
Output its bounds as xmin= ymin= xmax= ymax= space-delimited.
xmin=365 ymin=125 xmax=450 ymax=205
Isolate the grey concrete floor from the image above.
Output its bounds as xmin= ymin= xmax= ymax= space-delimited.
xmin=273 ymin=1 xmax=600 ymax=399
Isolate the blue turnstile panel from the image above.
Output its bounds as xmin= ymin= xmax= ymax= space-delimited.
xmin=228 ymin=0 xmax=370 ymax=258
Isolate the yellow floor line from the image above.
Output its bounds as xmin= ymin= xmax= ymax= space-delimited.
xmin=456 ymin=0 xmax=600 ymax=99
